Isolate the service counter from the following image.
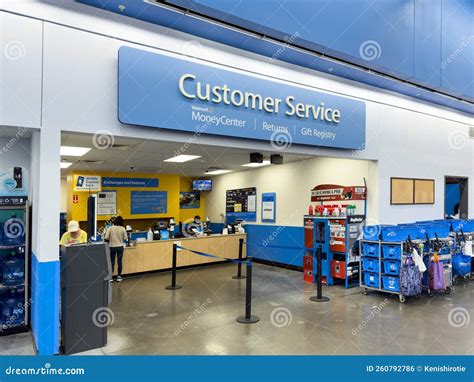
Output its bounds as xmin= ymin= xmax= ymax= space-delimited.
xmin=118 ymin=233 xmax=246 ymax=276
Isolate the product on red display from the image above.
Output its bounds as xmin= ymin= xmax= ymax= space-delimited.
xmin=308 ymin=205 xmax=313 ymax=215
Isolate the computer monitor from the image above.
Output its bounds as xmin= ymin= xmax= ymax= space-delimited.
xmin=160 ymin=230 xmax=169 ymax=240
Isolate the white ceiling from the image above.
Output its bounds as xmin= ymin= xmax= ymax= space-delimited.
xmin=61 ymin=133 xmax=312 ymax=177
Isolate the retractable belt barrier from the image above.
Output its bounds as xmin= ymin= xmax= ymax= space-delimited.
xmin=165 ymin=242 xmax=260 ymax=324
xmin=244 ymin=242 xmax=306 ymax=251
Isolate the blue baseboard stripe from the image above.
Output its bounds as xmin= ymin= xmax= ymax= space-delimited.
xmin=30 ymin=253 xmax=60 ymax=355
xmin=246 ymin=224 xmax=305 ymax=267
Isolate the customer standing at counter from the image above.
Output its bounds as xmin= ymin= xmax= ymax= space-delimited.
xmin=105 ymin=216 xmax=128 ymax=282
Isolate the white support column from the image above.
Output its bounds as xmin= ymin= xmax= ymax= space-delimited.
xmin=29 ymin=128 xmax=61 ymax=355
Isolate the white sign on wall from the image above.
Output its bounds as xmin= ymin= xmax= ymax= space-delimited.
xmin=97 ymin=190 xmax=117 ymax=215
xmin=73 ymin=175 xmax=102 ymax=192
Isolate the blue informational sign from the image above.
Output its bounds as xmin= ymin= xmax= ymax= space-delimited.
xmin=103 ymin=177 xmax=158 ymax=188
xmin=0 ymin=167 xmax=28 ymax=197
xmin=119 ymin=47 xmax=366 ymax=149
xmin=131 ymin=191 xmax=167 ymax=214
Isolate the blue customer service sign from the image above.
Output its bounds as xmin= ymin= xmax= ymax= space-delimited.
xmin=118 ymin=47 xmax=366 ymax=149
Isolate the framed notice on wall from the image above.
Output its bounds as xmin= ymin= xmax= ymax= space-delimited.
xmin=261 ymin=193 xmax=276 ymax=223
xmin=226 ymin=187 xmax=257 ymax=222
xmin=391 ymin=177 xmax=434 ymax=205
xmin=97 ymin=191 xmax=117 ymax=215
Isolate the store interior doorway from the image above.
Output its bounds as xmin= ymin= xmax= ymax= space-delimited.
xmin=444 ymin=176 xmax=468 ymax=219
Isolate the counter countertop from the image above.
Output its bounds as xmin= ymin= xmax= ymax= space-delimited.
xmin=126 ymin=233 xmax=246 ymax=249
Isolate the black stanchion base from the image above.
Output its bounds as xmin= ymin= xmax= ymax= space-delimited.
xmin=165 ymin=285 xmax=182 ymax=290
xmin=232 ymin=275 xmax=246 ymax=279
xmin=309 ymin=296 xmax=330 ymax=302
xmin=236 ymin=315 xmax=260 ymax=324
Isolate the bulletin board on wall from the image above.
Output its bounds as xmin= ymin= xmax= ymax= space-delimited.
xmin=226 ymin=187 xmax=257 ymax=222
xmin=391 ymin=177 xmax=434 ymax=205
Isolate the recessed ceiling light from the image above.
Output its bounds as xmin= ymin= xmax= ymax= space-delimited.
xmin=60 ymin=162 xmax=72 ymax=169
xmin=60 ymin=146 xmax=91 ymax=156
xmin=206 ymin=169 xmax=232 ymax=175
xmin=242 ymin=160 xmax=271 ymax=168
xmin=164 ymin=155 xmax=202 ymax=163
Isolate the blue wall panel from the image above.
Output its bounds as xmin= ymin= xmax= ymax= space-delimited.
xmin=414 ymin=0 xmax=442 ymax=89
xmin=441 ymin=0 xmax=474 ymax=100
xmin=30 ymin=254 xmax=60 ymax=355
xmin=169 ymin=0 xmax=473 ymax=102
xmin=76 ymin=0 xmax=473 ymax=113
xmin=246 ymin=224 xmax=305 ymax=267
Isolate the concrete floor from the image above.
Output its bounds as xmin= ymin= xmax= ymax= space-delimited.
xmin=2 ymin=262 xmax=473 ymax=355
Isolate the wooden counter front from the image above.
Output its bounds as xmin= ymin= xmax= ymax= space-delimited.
xmin=117 ymin=234 xmax=246 ymax=276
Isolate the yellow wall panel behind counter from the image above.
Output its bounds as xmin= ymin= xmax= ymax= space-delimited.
xmin=67 ymin=171 xmax=205 ymax=223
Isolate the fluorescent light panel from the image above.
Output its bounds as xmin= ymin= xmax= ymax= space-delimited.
xmin=164 ymin=155 xmax=202 ymax=163
xmin=242 ymin=160 xmax=271 ymax=168
xmin=60 ymin=162 xmax=72 ymax=169
xmin=206 ymin=169 xmax=232 ymax=175
xmin=60 ymin=146 xmax=91 ymax=156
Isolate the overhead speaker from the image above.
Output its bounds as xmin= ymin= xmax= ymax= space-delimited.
xmin=250 ymin=152 xmax=263 ymax=163
xmin=270 ymin=154 xmax=283 ymax=165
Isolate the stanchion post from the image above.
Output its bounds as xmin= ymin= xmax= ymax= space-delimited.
xmin=166 ymin=243 xmax=182 ymax=290
xmin=309 ymin=246 xmax=330 ymax=302
xmin=232 ymin=238 xmax=246 ymax=280
xmin=237 ymin=257 xmax=259 ymax=324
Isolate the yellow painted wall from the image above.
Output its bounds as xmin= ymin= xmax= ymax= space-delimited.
xmin=67 ymin=171 xmax=206 ymax=224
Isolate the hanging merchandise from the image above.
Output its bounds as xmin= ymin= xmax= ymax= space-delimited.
xmin=400 ymin=257 xmax=421 ymax=297
xmin=411 ymin=248 xmax=427 ymax=273
xmin=429 ymin=253 xmax=446 ymax=291
xmin=464 ymin=240 xmax=473 ymax=257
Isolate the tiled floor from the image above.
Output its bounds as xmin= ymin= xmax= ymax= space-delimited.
xmin=0 ymin=332 xmax=35 ymax=355
xmin=2 ymin=262 xmax=473 ymax=355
